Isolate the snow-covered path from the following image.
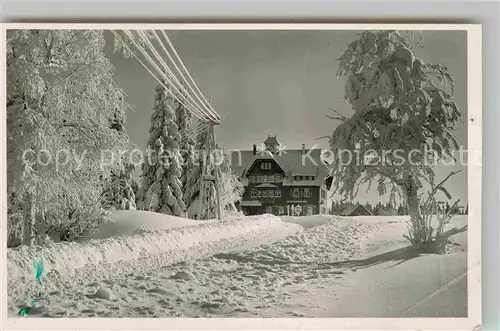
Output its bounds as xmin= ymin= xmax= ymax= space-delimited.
xmin=18 ymin=216 xmax=379 ymax=318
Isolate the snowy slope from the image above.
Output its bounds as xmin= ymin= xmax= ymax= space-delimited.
xmin=8 ymin=215 xmax=380 ymax=317
xmin=9 ymin=215 xmax=467 ymax=318
xmin=7 ymin=214 xmax=302 ymax=307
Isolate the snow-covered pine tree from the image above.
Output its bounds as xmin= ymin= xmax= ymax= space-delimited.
xmin=328 ymin=30 xmax=462 ymax=244
xmin=174 ymin=91 xmax=196 ymax=192
xmin=7 ymin=30 xmax=132 ymax=246
xmin=136 ymin=79 xmax=186 ymax=217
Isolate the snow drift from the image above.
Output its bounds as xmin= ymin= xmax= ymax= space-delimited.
xmin=87 ymin=210 xmax=211 ymax=240
xmin=7 ymin=213 xmax=302 ymax=305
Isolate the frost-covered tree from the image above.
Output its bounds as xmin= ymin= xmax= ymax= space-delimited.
xmin=218 ymin=148 xmax=244 ymax=213
xmin=136 ymin=81 xmax=186 ymax=217
xmin=7 ymin=30 xmax=131 ymax=246
xmin=328 ymin=30 xmax=462 ymax=244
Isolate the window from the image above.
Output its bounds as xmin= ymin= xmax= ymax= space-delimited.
xmin=269 ymin=190 xmax=274 ymax=198
xmin=265 ymin=206 xmax=273 ymax=214
xmin=278 ymin=206 xmax=285 ymax=215
xmin=304 ymin=188 xmax=311 ymax=198
xmin=305 ymin=176 xmax=310 ymax=181
xmin=311 ymin=176 xmax=315 ymax=181
xmin=261 ymin=162 xmax=271 ymax=170
xmin=249 ymin=175 xmax=256 ymax=183
xmin=251 ymin=189 xmax=257 ymax=198
xmin=275 ymin=190 xmax=281 ymax=198
xmin=263 ymin=175 xmax=268 ymax=182
xmin=293 ymin=188 xmax=300 ymax=198
xmin=257 ymin=190 xmax=262 ymax=198
xmin=268 ymin=175 xmax=275 ymax=183
xmin=257 ymin=175 xmax=264 ymax=183
xmin=275 ymin=174 xmax=281 ymax=182
xmin=262 ymin=190 xmax=268 ymax=198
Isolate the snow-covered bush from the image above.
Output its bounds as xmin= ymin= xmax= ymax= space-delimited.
xmin=102 ymin=162 xmax=137 ymax=211
xmin=7 ymin=212 xmax=23 ymax=248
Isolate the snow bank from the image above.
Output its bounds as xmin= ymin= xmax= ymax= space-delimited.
xmin=7 ymin=214 xmax=302 ymax=305
xmin=88 ymin=210 xmax=210 ymax=240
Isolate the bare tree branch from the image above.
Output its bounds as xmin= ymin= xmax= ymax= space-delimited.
xmin=326 ymin=108 xmax=348 ymax=121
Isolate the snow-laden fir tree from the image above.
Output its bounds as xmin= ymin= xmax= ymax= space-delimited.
xmin=327 ymin=30 xmax=462 ymax=244
xmin=174 ymin=94 xmax=196 ymax=192
xmin=136 ymin=80 xmax=186 ymax=217
xmin=7 ymin=30 xmax=132 ymax=246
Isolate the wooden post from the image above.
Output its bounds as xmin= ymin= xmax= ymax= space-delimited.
xmin=197 ymin=121 xmax=222 ymax=221
xmin=211 ymin=123 xmax=222 ymax=220
xmin=197 ymin=127 xmax=209 ymax=220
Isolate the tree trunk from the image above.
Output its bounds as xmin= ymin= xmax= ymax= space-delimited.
xmin=401 ymin=175 xmax=424 ymax=244
xmin=22 ymin=193 xmax=36 ymax=246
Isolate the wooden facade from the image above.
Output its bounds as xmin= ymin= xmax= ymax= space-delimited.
xmin=231 ymin=136 xmax=331 ymax=217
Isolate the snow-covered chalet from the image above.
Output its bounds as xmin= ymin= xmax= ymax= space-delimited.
xmin=229 ymin=135 xmax=332 ymax=216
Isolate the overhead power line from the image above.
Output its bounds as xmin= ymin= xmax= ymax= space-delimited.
xmin=122 ymin=30 xmax=211 ymax=122
xmin=114 ymin=29 xmax=221 ymax=124
xmin=159 ymin=30 xmax=221 ymax=122
xmin=112 ymin=30 xmax=209 ymax=122
xmin=134 ymin=30 xmax=219 ymax=123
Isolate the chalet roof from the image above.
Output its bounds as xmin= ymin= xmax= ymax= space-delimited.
xmin=340 ymin=204 xmax=373 ymax=216
xmin=228 ymin=147 xmax=330 ymax=188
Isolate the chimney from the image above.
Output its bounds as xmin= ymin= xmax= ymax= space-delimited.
xmin=302 ymin=144 xmax=306 ymax=154
xmin=253 ymin=144 xmax=257 ymax=155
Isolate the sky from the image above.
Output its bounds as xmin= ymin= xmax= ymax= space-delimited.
xmin=105 ymin=29 xmax=468 ymax=205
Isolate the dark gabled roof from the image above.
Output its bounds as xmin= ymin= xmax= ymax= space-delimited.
xmin=264 ymin=135 xmax=280 ymax=145
xmin=245 ymin=150 xmax=288 ymax=176
xmin=340 ymin=204 xmax=373 ymax=216
xmin=228 ymin=147 xmax=330 ymax=187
